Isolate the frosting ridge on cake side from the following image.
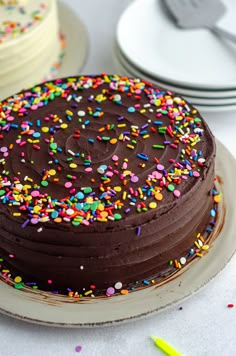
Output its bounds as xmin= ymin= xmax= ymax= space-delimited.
xmin=0 ymin=0 xmax=60 ymax=100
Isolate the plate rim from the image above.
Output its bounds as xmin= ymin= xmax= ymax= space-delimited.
xmin=114 ymin=43 xmax=236 ymax=103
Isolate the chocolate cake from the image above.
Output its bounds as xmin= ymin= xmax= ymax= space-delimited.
xmin=0 ymin=74 xmax=220 ymax=297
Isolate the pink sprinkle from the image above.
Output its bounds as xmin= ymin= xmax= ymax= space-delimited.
xmin=106 ymin=287 xmax=115 ymax=296
xmin=7 ymin=116 xmax=14 ymax=122
xmin=152 ymin=171 xmax=162 ymax=179
xmin=75 ymin=345 xmax=82 ymax=353
xmin=157 ymin=164 xmax=164 ymax=171
xmin=31 ymin=105 xmax=38 ymax=110
xmin=0 ymin=146 xmax=8 ymax=153
xmin=9 ymin=254 xmax=15 ymax=258
xmin=173 ymin=190 xmax=181 ymax=198
xmin=47 ymin=280 xmax=53 ymax=284
xmin=131 ymin=175 xmax=139 ymax=183
xmin=31 ymin=218 xmax=39 ymax=224
xmin=193 ymin=171 xmax=200 ymax=177
xmin=65 ymin=182 xmax=72 ymax=188
xmin=112 ymin=155 xmax=119 ymax=161
xmin=85 ymin=167 xmax=92 ymax=172
xmin=31 ymin=190 xmax=40 ymax=197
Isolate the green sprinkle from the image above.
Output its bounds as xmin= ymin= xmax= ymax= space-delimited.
xmin=0 ymin=190 xmax=5 ymax=196
xmin=83 ymin=187 xmax=92 ymax=194
xmin=114 ymin=213 xmax=122 ymax=220
xmin=14 ymin=283 xmax=24 ymax=289
xmin=152 ymin=145 xmax=165 ymax=149
xmin=167 ymin=184 xmax=175 ymax=192
xmin=50 ymin=142 xmax=57 ymax=150
xmin=72 ymin=221 xmax=81 ymax=226
xmin=41 ymin=181 xmax=48 ymax=187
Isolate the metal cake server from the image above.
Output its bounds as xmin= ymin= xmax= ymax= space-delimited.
xmin=164 ymin=0 xmax=236 ymax=44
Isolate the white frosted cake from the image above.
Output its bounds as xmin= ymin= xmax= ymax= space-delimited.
xmin=0 ymin=0 xmax=61 ymax=100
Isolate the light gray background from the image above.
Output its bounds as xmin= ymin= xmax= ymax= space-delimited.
xmin=1 ymin=1 xmax=236 ymax=355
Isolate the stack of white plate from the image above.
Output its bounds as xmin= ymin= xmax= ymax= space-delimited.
xmin=114 ymin=0 xmax=236 ymax=113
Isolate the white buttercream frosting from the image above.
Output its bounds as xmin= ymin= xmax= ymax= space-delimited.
xmin=0 ymin=0 xmax=60 ymax=100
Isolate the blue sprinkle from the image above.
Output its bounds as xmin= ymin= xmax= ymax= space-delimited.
xmin=51 ymin=211 xmax=58 ymax=219
xmin=128 ymin=106 xmax=135 ymax=113
xmin=76 ymin=192 xmax=84 ymax=200
xmin=33 ymin=132 xmax=41 ymax=138
xmin=210 ymin=209 xmax=216 ymax=217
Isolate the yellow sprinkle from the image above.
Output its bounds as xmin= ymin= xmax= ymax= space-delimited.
xmin=23 ymin=185 xmax=31 ymax=190
xmin=202 ymin=245 xmax=209 ymax=251
xmin=196 ymin=253 xmax=203 ymax=257
xmin=122 ymin=191 xmax=127 ymax=200
xmin=84 ymin=290 xmax=93 ymax=296
xmin=114 ymin=186 xmax=122 ymax=192
xmin=143 ymin=134 xmax=150 ymax=139
xmin=123 ymin=170 xmax=131 ymax=176
xmin=33 ymin=206 xmax=41 ymax=213
xmin=140 ymin=109 xmax=146 ymax=113
xmin=149 ymin=202 xmax=157 ymax=209
xmin=194 ymin=241 xmax=200 ymax=249
xmin=117 ymin=124 xmax=126 ymax=128
xmin=60 ymin=123 xmax=68 ymax=129
xmin=154 ymin=99 xmax=161 ymax=106
xmin=41 ymin=127 xmax=49 ymax=133
xmin=48 ymin=169 xmax=56 ymax=176
xmin=66 ymin=110 xmax=73 ymax=116
xmin=86 ymin=197 xmax=94 ymax=203
xmin=69 ymin=163 xmax=77 ymax=169
xmin=97 ymin=218 xmax=108 ymax=222
xmin=13 ymin=213 xmax=21 ymax=217
xmin=14 ymin=276 xmax=22 ymax=283
xmin=127 ymin=144 xmax=135 ymax=149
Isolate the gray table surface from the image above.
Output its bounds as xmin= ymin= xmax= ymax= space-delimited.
xmin=1 ymin=1 xmax=236 ymax=355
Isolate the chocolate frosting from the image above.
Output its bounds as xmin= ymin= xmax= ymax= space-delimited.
xmin=0 ymin=74 xmax=216 ymax=295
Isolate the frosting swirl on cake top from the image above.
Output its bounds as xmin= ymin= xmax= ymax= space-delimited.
xmin=0 ymin=74 xmax=214 ymax=230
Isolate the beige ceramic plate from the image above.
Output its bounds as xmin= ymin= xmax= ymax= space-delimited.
xmin=0 ymin=140 xmax=235 ymax=327
xmin=57 ymin=0 xmax=88 ymax=78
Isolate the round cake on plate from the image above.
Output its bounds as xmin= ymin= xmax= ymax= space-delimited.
xmin=0 ymin=74 xmax=221 ymax=298
xmin=0 ymin=0 xmax=61 ymax=100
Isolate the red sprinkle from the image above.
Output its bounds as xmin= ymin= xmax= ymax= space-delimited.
xmin=227 ymin=304 xmax=234 ymax=308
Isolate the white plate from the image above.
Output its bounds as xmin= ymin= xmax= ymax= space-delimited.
xmin=114 ymin=44 xmax=236 ymax=103
xmin=116 ymin=0 xmax=236 ymax=90
xmin=0 ymin=140 xmax=235 ymax=327
xmin=114 ymin=46 xmax=236 ymax=113
xmin=0 ymin=0 xmax=88 ymax=100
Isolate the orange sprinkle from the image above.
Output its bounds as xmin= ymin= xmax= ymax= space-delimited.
xmin=120 ymin=289 xmax=129 ymax=295
xmin=214 ymin=195 xmax=221 ymax=203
